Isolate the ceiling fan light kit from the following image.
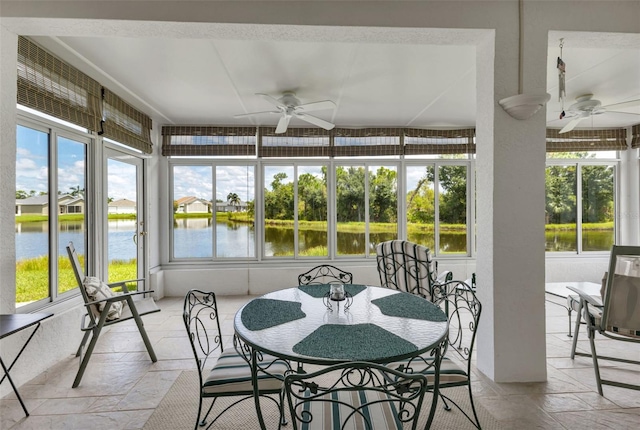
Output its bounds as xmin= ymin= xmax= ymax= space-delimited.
xmin=499 ymin=93 xmax=552 ymax=120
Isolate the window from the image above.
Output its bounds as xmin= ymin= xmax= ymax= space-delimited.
xmin=16 ymin=120 xmax=89 ymax=308
xmin=171 ymin=163 xmax=256 ymax=259
xmin=545 ymin=152 xmax=617 ymax=253
xmin=406 ymin=163 xmax=469 ymax=255
xmin=264 ymin=164 xmax=328 ymax=257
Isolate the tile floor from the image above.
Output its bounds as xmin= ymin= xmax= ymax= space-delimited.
xmin=1 ymin=294 xmax=639 ymax=429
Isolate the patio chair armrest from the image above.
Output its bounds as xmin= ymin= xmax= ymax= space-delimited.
xmin=85 ymin=290 xmax=153 ymax=307
xmin=567 ymin=286 xmax=603 ymax=307
xmin=107 ymin=278 xmax=146 ymax=293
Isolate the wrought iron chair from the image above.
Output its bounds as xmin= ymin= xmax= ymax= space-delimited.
xmin=298 ymin=264 xmax=353 ymax=285
xmin=568 ymin=245 xmax=640 ymax=395
xmin=376 ymin=240 xmax=451 ymax=300
xmin=385 ymin=279 xmax=483 ymax=429
xmin=67 ymin=241 xmax=159 ymax=388
xmin=284 ymin=361 xmax=432 ymax=430
xmin=183 ymin=289 xmax=289 ymax=430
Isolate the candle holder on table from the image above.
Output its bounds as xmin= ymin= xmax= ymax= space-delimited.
xmin=323 ymin=284 xmax=353 ymax=312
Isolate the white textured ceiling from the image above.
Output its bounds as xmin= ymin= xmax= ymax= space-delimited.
xmin=30 ymin=28 xmax=640 ymax=131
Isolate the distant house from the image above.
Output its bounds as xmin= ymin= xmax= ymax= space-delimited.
xmin=108 ymin=198 xmax=137 ymax=214
xmin=216 ymin=200 xmax=248 ymax=213
xmin=175 ymin=196 xmax=211 ymax=214
xmin=15 ymin=194 xmax=84 ymax=216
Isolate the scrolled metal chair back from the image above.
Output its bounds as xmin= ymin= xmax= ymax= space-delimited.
xmin=284 ymin=361 xmax=429 ymax=430
xmin=183 ymin=290 xmax=223 ymax=382
xmin=432 ymin=280 xmax=482 ymax=372
xmin=298 ymin=264 xmax=353 ymax=285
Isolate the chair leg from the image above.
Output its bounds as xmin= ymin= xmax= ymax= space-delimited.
xmin=570 ymin=300 xmax=584 ymax=359
xmin=75 ymin=330 xmax=91 ymax=357
xmin=278 ymin=389 xmax=288 ymax=427
xmin=467 ymin=384 xmax=482 ymax=429
xmin=197 ymin=398 xmax=216 ymax=428
xmin=72 ymin=325 xmax=104 ymax=388
xmin=587 ymin=326 xmax=604 ymax=395
xmin=127 ymin=298 xmax=157 ymax=362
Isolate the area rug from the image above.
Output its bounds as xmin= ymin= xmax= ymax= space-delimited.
xmin=143 ymin=370 xmax=506 ymax=429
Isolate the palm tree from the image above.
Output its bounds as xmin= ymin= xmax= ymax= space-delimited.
xmin=227 ymin=192 xmax=240 ymax=209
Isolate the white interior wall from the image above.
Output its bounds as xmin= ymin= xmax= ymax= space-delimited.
xmin=1 ymin=1 xmax=639 ymax=395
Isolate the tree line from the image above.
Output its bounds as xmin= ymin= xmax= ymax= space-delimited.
xmin=264 ymin=166 xmax=469 ymax=225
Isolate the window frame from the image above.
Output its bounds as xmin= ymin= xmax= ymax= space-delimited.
xmin=16 ymin=111 xmax=94 ymax=311
xmin=545 ymin=152 xmax=620 ymax=255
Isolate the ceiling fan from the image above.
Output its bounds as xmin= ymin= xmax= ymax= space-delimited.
xmin=234 ymin=91 xmax=336 ymax=134
xmin=555 ymin=93 xmax=640 ymax=134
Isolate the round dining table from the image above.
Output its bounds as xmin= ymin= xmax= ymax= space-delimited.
xmin=233 ymin=284 xmax=449 ymax=429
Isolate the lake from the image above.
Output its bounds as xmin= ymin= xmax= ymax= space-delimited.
xmin=15 ymin=219 xmax=615 ymax=261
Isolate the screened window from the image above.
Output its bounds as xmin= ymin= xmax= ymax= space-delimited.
xmin=545 ymin=152 xmax=617 ymax=253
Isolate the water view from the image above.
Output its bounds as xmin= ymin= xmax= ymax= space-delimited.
xmin=16 ymin=218 xmax=614 ymax=261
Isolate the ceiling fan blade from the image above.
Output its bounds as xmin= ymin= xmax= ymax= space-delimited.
xmin=296 ymin=100 xmax=336 ymax=113
xmin=601 ymin=99 xmax=640 ymax=110
xmin=275 ymin=115 xmax=291 ymax=134
xmin=233 ymin=110 xmax=280 ymax=118
xmin=257 ymin=93 xmax=286 ymax=109
xmin=606 ymin=110 xmax=640 ymax=116
xmin=295 ymin=113 xmax=335 ymax=130
xmin=559 ymin=117 xmax=584 ymax=134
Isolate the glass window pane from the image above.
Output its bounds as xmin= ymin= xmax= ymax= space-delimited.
xmin=545 ymin=165 xmax=577 ymax=252
xmin=264 ymin=166 xmax=294 ymax=257
xmin=173 ymin=165 xmax=213 ymax=258
xmin=15 ymin=125 xmax=50 ymax=306
xmin=368 ymin=165 xmax=397 ymax=249
xmin=406 ymin=165 xmax=435 ymax=251
xmin=438 ymin=165 xmax=467 ymax=254
xmin=298 ymin=166 xmax=328 ymax=257
xmin=582 ymin=165 xmax=615 ymax=251
xmin=107 ymin=158 xmax=138 ymax=283
xmin=336 ymin=166 xmax=366 ymax=256
xmin=58 ymin=136 xmax=86 ymax=295
xmin=216 ymin=165 xmax=255 ymax=258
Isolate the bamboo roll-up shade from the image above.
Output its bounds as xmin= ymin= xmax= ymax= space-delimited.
xmin=162 ymin=126 xmax=257 ymax=156
xmin=546 ymin=128 xmax=627 ymax=152
xmin=333 ymin=128 xmax=402 ymax=157
xmin=632 ymin=124 xmax=639 ymax=149
xmin=17 ymin=36 xmax=101 ymax=131
xmin=101 ymin=88 xmax=153 ymax=154
xmin=404 ymin=128 xmax=475 ymax=154
xmin=259 ymin=127 xmax=331 ymax=157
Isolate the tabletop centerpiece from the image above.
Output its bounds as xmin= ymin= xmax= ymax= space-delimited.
xmin=323 ymin=284 xmax=353 ymax=311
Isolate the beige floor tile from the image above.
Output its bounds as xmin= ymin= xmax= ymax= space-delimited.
xmin=550 ymin=408 xmax=640 ymax=430
xmin=2 ymin=295 xmax=639 ymax=430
